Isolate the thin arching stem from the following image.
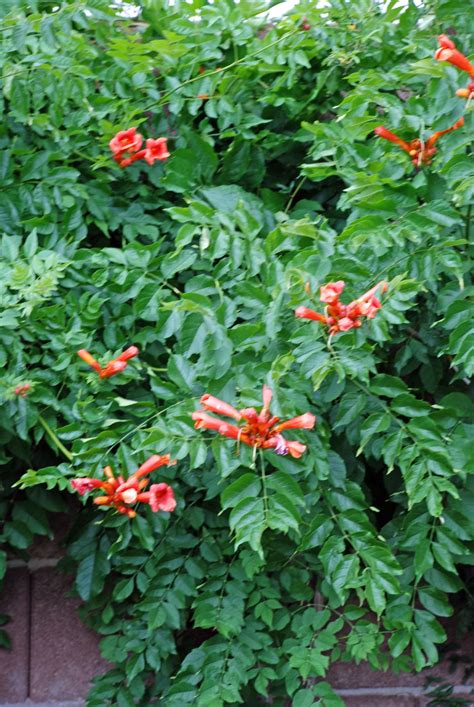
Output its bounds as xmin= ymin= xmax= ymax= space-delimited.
xmin=38 ymin=414 xmax=73 ymax=461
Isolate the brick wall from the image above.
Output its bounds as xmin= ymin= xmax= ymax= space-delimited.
xmin=1 ymin=537 xmax=473 ymax=707
xmin=0 ymin=562 xmax=109 ymax=706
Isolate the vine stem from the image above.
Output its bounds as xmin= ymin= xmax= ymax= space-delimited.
xmin=38 ymin=414 xmax=73 ymax=461
xmin=98 ymin=396 xmax=200 ymax=465
xmin=259 ymin=449 xmax=269 ymax=519
xmin=144 ymin=27 xmax=300 ymax=112
xmin=284 ymin=176 xmax=307 ymax=213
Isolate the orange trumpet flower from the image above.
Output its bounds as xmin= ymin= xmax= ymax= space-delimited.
xmin=192 ymin=386 xmax=315 ymax=458
xmin=435 ymin=35 xmax=474 ymax=76
xmin=77 ymin=346 xmax=139 ymax=379
xmin=71 ymin=455 xmax=176 ymax=518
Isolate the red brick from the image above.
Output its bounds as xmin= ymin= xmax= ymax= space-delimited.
xmin=327 ymin=660 xmax=427 ymax=688
xmin=0 ymin=567 xmax=30 ymax=703
xmin=29 ymin=511 xmax=73 ymax=559
xmin=342 ymin=696 xmax=417 ymax=707
xmin=29 ymin=568 xmax=109 ymax=701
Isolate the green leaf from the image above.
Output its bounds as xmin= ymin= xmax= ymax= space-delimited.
xmin=75 ymin=538 xmax=110 ymax=601
xmin=418 ymin=587 xmax=452 ymax=617
xmin=221 ymin=473 xmax=261 ymax=510
xmin=370 ymin=374 xmax=408 ymax=397
xmin=391 ymin=394 xmax=431 ymax=418
xmin=113 ymin=577 xmax=135 ymax=602
xmin=266 ymin=471 xmax=305 ymax=506
xmin=357 ymin=412 xmax=391 ymax=454
xmin=229 ymin=497 xmax=265 ymax=556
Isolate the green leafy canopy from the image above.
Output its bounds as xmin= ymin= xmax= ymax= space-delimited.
xmin=0 ymin=0 xmax=473 ymax=705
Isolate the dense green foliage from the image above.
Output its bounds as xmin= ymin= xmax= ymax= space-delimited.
xmin=1 ymin=0 xmax=473 ymax=704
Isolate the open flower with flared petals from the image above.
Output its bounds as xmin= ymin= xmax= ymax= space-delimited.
xmin=137 ymin=483 xmax=177 ymax=512
xmin=77 ymin=346 xmax=139 ymax=379
xmin=374 ymin=118 xmax=464 ymax=167
xmin=109 ymin=127 xmax=143 ymax=158
xmin=144 ymin=138 xmax=170 ymax=165
xmin=435 ymin=35 xmax=474 ymax=76
xmin=192 ymin=386 xmax=315 ymax=458
xmin=71 ymin=455 xmax=176 ymax=518
xmin=296 ymin=280 xmax=388 ymax=335
xmin=320 ymin=281 xmax=345 ymax=304
xmin=437 ymin=34 xmax=455 ymax=51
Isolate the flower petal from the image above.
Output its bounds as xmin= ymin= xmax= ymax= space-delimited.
xmin=200 ymin=394 xmax=242 ymax=420
xmin=149 ymin=483 xmax=176 ymax=512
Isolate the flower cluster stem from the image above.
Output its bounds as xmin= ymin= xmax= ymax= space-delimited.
xmin=38 ymin=414 xmax=74 ymax=461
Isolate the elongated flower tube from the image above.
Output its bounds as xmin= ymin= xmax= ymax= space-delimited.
xmin=374 ymin=127 xmax=412 ymax=153
xmin=77 ymin=349 xmax=102 ymax=373
xmin=100 ymin=360 xmax=128 ymax=379
xmin=116 ymin=346 xmax=140 ymax=362
xmin=192 ymin=387 xmax=315 ymax=458
xmin=123 ymin=454 xmax=175 ymax=485
xmin=425 ymin=116 xmax=465 ymax=149
xmin=71 ymin=455 xmax=176 ymax=518
xmin=71 ymin=478 xmax=108 ymax=496
xmin=193 ymin=411 xmax=229 ymax=432
xmin=296 ymin=280 xmax=388 ymax=335
xmin=272 ymin=413 xmax=316 ymax=434
xmin=200 ymin=394 xmax=242 ymax=420
xmin=261 ymin=385 xmax=272 ymax=413
xmin=295 ymin=307 xmax=328 ymax=324
xmin=358 ymin=282 xmax=389 ymax=302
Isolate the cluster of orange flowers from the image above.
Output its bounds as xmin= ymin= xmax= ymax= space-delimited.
xmin=375 ymin=34 xmax=470 ymax=167
xmin=72 ymin=455 xmax=176 ymax=518
xmin=109 ymin=127 xmax=170 ymax=168
xmin=295 ymin=281 xmax=388 ymax=335
xmin=374 ymin=119 xmax=464 ymax=168
xmin=192 ymin=386 xmax=316 ymax=458
xmin=72 ymin=384 xmax=318 ymax=518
